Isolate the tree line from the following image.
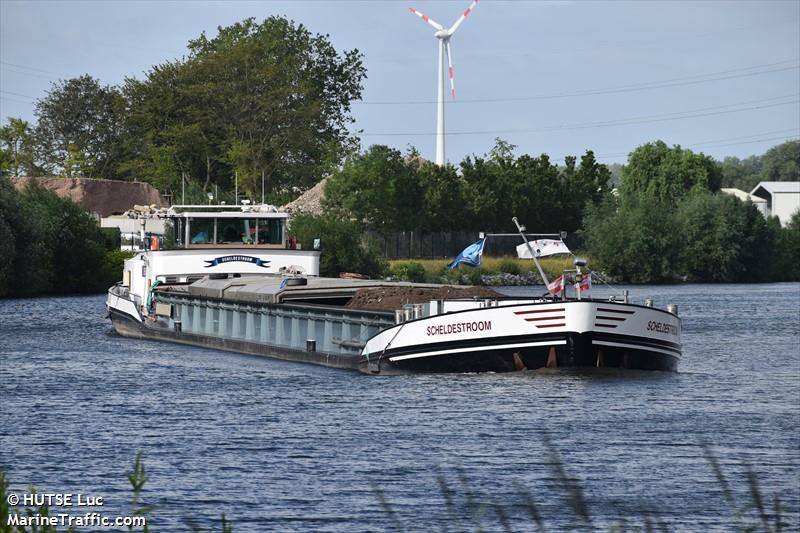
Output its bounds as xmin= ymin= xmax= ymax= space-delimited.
xmin=720 ymin=141 xmax=800 ymax=192
xmin=0 ymin=14 xmax=798 ymax=286
xmin=323 ymin=140 xmax=610 ymax=235
xmin=0 ymin=177 xmax=127 ymax=297
xmin=584 ymin=140 xmax=799 ymax=283
xmin=0 ymin=17 xmax=365 ymax=205
xmin=310 ymin=139 xmax=799 ymax=282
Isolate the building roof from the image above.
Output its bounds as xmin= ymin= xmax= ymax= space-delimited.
xmin=721 ymin=188 xmax=766 ymax=203
xmin=750 ymin=181 xmax=800 ymax=197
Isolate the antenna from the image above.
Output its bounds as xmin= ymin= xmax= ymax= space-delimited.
xmin=409 ymin=0 xmax=479 ymax=165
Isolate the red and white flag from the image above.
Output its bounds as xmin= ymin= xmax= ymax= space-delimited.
xmin=548 ymin=275 xmax=564 ymax=296
xmin=575 ymin=273 xmax=592 ymax=293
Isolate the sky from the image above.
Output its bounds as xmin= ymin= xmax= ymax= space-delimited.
xmin=1 ymin=0 xmax=799 ymax=166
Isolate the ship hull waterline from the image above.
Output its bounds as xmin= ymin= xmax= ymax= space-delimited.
xmin=108 ymin=303 xmax=679 ymax=375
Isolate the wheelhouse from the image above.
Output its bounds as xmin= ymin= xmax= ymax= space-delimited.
xmin=167 ymin=205 xmax=289 ymax=249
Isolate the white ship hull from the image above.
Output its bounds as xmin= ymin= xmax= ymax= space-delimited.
xmin=360 ymin=300 xmax=681 ymax=374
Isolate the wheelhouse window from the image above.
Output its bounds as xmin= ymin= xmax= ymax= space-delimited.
xmin=189 ymin=218 xmax=214 ymax=244
xmin=184 ymin=215 xmax=285 ymax=247
xmin=216 ymin=218 xmax=258 ymax=244
xmin=259 ymin=219 xmax=284 ymax=245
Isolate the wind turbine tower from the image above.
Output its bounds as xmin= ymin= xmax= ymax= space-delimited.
xmin=409 ymin=0 xmax=479 ymax=166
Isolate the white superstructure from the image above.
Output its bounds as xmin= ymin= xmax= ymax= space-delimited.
xmin=113 ymin=204 xmax=320 ymax=322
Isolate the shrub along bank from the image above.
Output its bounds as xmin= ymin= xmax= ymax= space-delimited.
xmin=388 ymin=257 xmax=575 ymax=286
xmin=0 ymin=177 xmax=128 ymax=298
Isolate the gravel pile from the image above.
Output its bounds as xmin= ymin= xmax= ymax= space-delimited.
xmin=281 ymin=178 xmax=327 ymax=215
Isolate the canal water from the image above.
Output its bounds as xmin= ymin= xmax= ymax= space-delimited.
xmin=1 ymin=283 xmax=798 ymax=531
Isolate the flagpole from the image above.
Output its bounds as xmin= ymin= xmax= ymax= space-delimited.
xmin=512 ymin=217 xmax=551 ymax=288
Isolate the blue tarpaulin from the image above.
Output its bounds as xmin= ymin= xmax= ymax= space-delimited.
xmin=448 ymin=238 xmax=485 ymax=270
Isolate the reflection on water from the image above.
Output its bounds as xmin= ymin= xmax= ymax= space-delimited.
xmin=1 ymin=283 xmax=798 ymax=531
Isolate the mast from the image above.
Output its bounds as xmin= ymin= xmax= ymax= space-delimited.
xmin=512 ymin=217 xmax=551 ymax=288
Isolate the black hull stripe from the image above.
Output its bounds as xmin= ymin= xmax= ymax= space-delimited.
xmin=592 ymin=331 xmax=681 ymax=351
xmin=377 ymin=331 xmax=681 ymax=360
xmin=379 ymin=333 xmax=566 ymax=359
xmin=388 ymin=339 xmax=568 ymax=362
xmin=597 ymin=307 xmax=636 ymax=314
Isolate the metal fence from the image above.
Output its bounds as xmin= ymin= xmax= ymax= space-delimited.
xmin=367 ymin=230 xmax=528 ymax=260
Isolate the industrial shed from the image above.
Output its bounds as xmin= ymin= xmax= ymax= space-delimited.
xmin=749 ymin=181 xmax=800 ymax=227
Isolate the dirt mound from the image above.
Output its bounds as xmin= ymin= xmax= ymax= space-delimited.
xmin=346 ymin=285 xmax=500 ymax=311
xmin=11 ymin=176 xmax=166 ymax=217
xmin=282 ymin=178 xmax=327 ymax=215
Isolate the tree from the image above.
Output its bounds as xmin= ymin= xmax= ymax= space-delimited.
xmin=34 ymin=75 xmax=124 ymax=178
xmin=584 ymin=194 xmax=683 ymax=283
xmin=678 ymin=192 xmax=774 ymax=282
xmin=720 ymin=154 xmax=762 ymax=191
xmin=123 ymin=17 xmax=366 ymax=201
xmin=0 ymin=178 xmax=21 ymax=295
xmin=718 ymin=141 xmax=798 ymax=191
xmin=323 ymin=145 xmax=422 ymax=232
xmin=12 ymin=183 xmax=109 ymax=294
xmin=621 ymin=140 xmax=722 ymax=203
xmin=289 ymin=213 xmax=386 ymax=278
xmin=770 ymin=209 xmax=800 ymax=281
xmin=760 ymin=140 xmax=800 ymax=182
xmin=0 ymin=117 xmax=44 ymax=177
xmin=560 ymin=150 xmax=611 ymax=233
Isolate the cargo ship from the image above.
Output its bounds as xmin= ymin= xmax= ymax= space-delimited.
xmin=106 ymin=205 xmax=681 ymax=374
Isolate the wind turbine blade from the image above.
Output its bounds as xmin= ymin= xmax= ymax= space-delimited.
xmin=409 ymin=7 xmax=444 ymax=31
xmin=448 ymin=0 xmax=478 ymax=35
xmin=446 ymin=41 xmax=455 ymax=99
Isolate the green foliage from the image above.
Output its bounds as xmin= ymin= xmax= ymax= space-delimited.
xmin=761 ymin=140 xmax=800 ymax=182
xmin=34 ymin=75 xmax=124 ymax=178
xmin=122 ymin=16 xmax=365 ymax=198
xmin=127 ymin=452 xmax=154 ymax=532
xmin=289 ymin=213 xmax=387 ymax=278
xmin=678 ymin=193 xmax=774 ymax=282
xmin=585 ymin=189 xmax=794 ymax=283
xmin=103 ymin=250 xmax=134 ymax=288
xmin=390 ymin=261 xmax=427 ymax=282
xmin=584 ymin=194 xmax=683 ymax=283
xmin=720 ymin=154 xmax=763 ymax=191
xmin=770 ymin=210 xmax=800 ymax=281
xmin=496 ymin=258 xmax=521 ymax=276
xmin=325 ymin=139 xmax=609 ymax=235
xmin=0 ymin=178 xmax=118 ymax=297
xmin=0 ymin=117 xmax=44 ymax=177
xmin=720 ymin=141 xmax=799 ymax=191
xmin=621 ymin=140 xmax=722 ymax=203
xmin=324 ymin=145 xmax=423 ymax=232
xmin=584 ymin=140 xmax=796 ymax=283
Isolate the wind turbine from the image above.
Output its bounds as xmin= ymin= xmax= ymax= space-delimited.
xmin=409 ymin=0 xmax=479 ymax=166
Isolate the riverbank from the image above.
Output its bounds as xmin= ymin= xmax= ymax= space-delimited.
xmin=389 ymin=256 xmax=580 ymax=286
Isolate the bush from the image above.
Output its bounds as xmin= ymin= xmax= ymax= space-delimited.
xmin=390 ymin=261 xmax=427 ymax=282
xmin=289 ymin=213 xmax=387 ymax=278
xmin=0 ymin=177 xmax=125 ymax=297
xmin=496 ymin=258 xmax=521 ymax=275
xmin=103 ymin=249 xmax=134 ymax=287
xmin=584 ymin=194 xmax=683 ymax=283
xmin=678 ymin=192 xmax=775 ymax=282
xmin=770 ymin=210 xmax=800 ymax=281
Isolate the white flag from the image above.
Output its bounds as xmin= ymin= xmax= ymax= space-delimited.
xmin=516 ymin=239 xmax=571 ymax=259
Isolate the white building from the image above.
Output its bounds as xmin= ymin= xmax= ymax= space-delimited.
xmin=749 ymin=181 xmax=800 ymax=227
xmin=720 ymin=188 xmax=768 ymax=218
